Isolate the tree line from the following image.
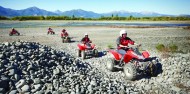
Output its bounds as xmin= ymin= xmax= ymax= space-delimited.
xmin=0 ymin=15 xmax=190 ymax=21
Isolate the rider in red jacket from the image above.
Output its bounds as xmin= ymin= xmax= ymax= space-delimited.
xmin=48 ymin=27 xmax=54 ymax=34
xmin=81 ymin=33 xmax=91 ymax=44
xmin=11 ymin=28 xmax=18 ymax=33
xmin=116 ymin=30 xmax=135 ymax=51
xmin=61 ymin=29 xmax=69 ymax=38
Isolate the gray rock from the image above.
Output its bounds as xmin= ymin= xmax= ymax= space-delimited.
xmin=171 ymin=86 xmax=181 ymax=92
xmin=34 ymin=84 xmax=42 ymax=91
xmin=8 ymin=69 xmax=16 ymax=76
xmin=90 ymin=80 xmax=97 ymax=86
xmin=15 ymin=42 xmax=22 ymax=47
xmin=8 ymin=90 xmax=18 ymax=94
xmin=144 ymin=85 xmax=151 ymax=91
xmin=21 ymin=85 xmax=30 ymax=92
xmin=0 ymin=54 xmax=4 ymax=59
xmin=59 ymin=87 xmax=68 ymax=93
xmin=53 ymin=67 xmax=60 ymax=75
xmin=14 ymin=74 xmax=21 ymax=81
xmin=19 ymin=55 xmax=24 ymax=60
xmin=34 ymin=78 xmax=41 ymax=84
xmin=16 ymin=79 xmax=26 ymax=89
xmin=187 ymin=80 xmax=190 ymax=87
xmin=4 ymin=42 xmax=9 ymax=46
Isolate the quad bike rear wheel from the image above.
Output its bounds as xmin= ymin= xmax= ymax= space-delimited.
xmin=123 ymin=63 xmax=137 ymax=81
xmin=81 ymin=51 xmax=86 ymax=60
xmin=93 ymin=49 xmax=99 ymax=57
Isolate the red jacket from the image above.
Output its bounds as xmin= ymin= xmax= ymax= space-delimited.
xmin=81 ymin=37 xmax=91 ymax=44
xmin=61 ymin=32 xmax=69 ymax=37
xmin=116 ymin=36 xmax=134 ymax=49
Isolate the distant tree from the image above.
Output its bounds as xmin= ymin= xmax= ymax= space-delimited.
xmin=0 ymin=16 xmax=9 ymax=20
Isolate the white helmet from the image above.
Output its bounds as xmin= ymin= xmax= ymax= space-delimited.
xmin=120 ymin=29 xmax=127 ymax=37
xmin=84 ymin=33 xmax=88 ymax=36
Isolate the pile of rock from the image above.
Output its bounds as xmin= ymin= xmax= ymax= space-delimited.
xmin=0 ymin=41 xmax=141 ymax=94
xmin=60 ymin=42 xmax=190 ymax=94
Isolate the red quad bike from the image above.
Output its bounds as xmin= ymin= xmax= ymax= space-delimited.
xmin=47 ymin=30 xmax=55 ymax=35
xmin=77 ymin=42 xmax=98 ymax=59
xmin=106 ymin=45 xmax=159 ymax=81
xmin=9 ymin=31 xmax=20 ymax=36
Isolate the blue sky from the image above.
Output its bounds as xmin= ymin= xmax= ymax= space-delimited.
xmin=0 ymin=0 xmax=189 ymax=15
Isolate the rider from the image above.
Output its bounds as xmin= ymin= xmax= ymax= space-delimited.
xmin=116 ymin=29 xmax=135 ymax=51
xmin=61 ymin=29 xmax=69 ymax=38
xmin=11 ymin=28 xmax=18 ymax=33
xmin=81 ymin=33 xmax=91 ymax=44
xmin=117 ymin=30 xmax=143 ymax=63
xmin=48 ymin=27 xmax=53 ymax=34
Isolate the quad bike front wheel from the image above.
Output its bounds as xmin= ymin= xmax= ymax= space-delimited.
xmin=106 ymin=57 xmax=115 ymax=71
xmin=81 ymin=51 xmax=86 ymax=60
xmin=123 ymin=63 xmax=137 ymax=81
xmin=77 ymin=49 xmax=81 ymax=57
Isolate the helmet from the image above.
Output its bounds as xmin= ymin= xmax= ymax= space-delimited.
xmin=120 ymin=29 xmax=127 ymax=37
xmin=84 ymin=33 xmax=88 ymax=36
xmin=62 ymin=29 xmax=66 ymax=32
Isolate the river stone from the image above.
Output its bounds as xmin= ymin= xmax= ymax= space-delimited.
xmin=59 ymin=87 xmax=68 ymax=93
xmin=4 ymin=42 xmax=9 ymax=46
xmin=21 ymin=85 xmax=30 ymax=92
xmin=8 ymin=69 xmax=16 ymax=76
xmin=8 ymin=90 xmax=18 ymax=94
xmin=34 ymin=78 xmax=41 ymax=84
xmin=171 ymin=86 xmax=181 ymax=92
xmin=16 ymin=79 xmax=26 ymax=89
xmin=187 ymin=80 xmax=190 ymax=87
xmin=34 ymin=84 xmax=42 ymax=91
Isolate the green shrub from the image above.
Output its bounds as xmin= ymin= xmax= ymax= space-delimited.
xmin=169 ymin=44 xmax=178 ymax=53
xmin=156 ymin=44 xmax=166 ymax=52
xmin=156 ymin=43 xmax=179 ymax=58
xmin=107 ymin=44 xmax=114 ymax=49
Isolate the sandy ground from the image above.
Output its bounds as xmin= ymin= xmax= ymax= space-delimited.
xmin=0 ymin=25 xmax=190 ymax=55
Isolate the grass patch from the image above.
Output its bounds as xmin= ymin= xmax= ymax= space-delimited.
xmin=156 ymin=43 xmax=179 ymax=58
xmin=107 ymin=44 xmax=114 ymax=49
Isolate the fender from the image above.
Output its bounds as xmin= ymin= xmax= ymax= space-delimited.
xmin=124 ymin=50 xmax=138 ymax=63
xmin=142 ymin=51 xmax=150 ymax=58
xmin=109 ymin=50 xmax=121 ymax=61
xmin=77 ymin=44 xmax=85 ymax=50
xmin=91 ymin=44 xmax=95 ymax=49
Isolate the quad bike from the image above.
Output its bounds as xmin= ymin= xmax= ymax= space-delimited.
xmin=9 ymin=31 xmax=20 ymax=36
xmin=106 ymin=45 xmax=159 ymax=80
xmin=62 ymin=36 xmax=71 ymax=43
xmin=77 ymin=42 xmax=98 ymax=59
xmin=47 ymin=30 xmax=55 ymax=35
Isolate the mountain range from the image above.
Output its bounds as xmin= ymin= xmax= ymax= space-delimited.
xmin=0 ymin=6 xmax=189 ymax=18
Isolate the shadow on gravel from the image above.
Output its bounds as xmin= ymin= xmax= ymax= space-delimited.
xmin=98 ymin=51 xmax=107 ymax=57
xmin=111 ymin=67 xmax=123 ymax=72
